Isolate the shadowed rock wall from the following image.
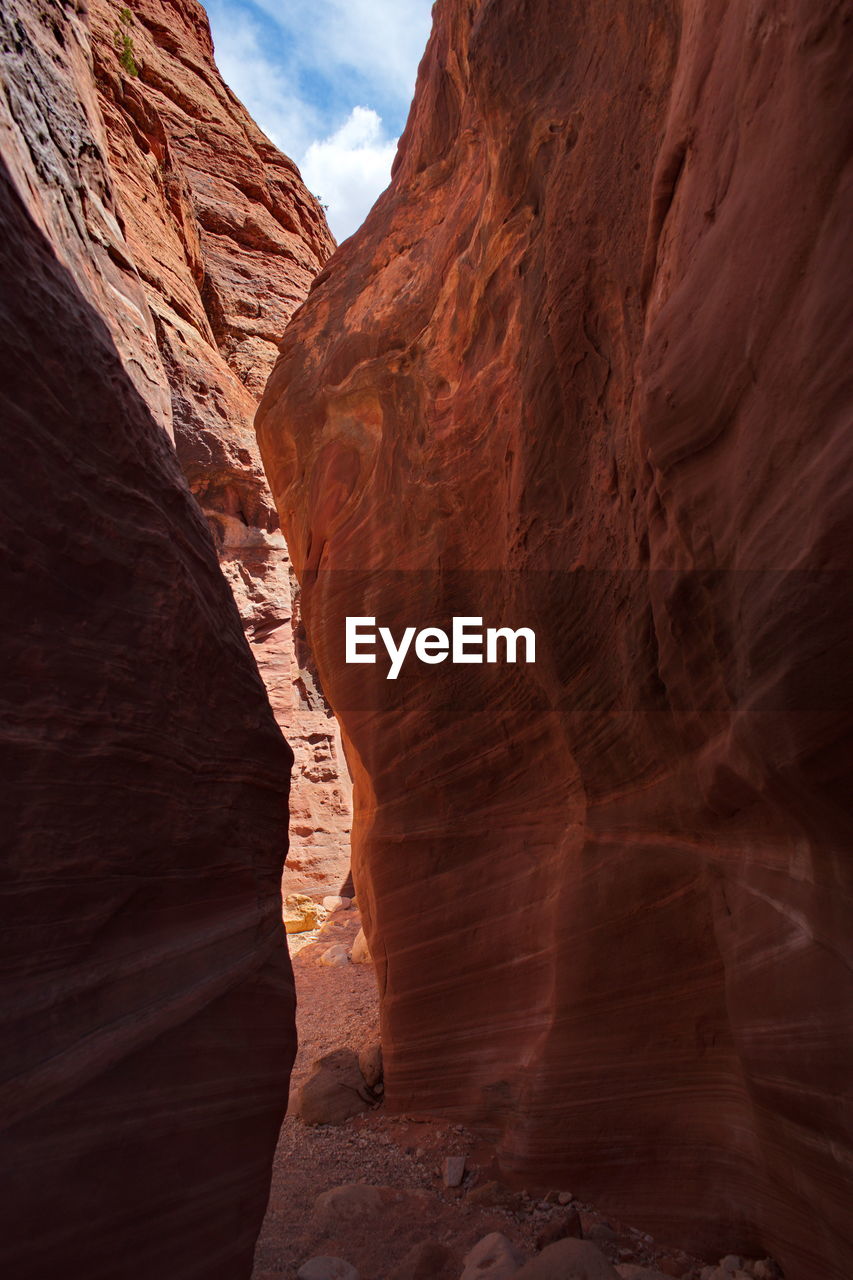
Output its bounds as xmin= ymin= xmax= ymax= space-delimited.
xmin=256 ymin=2 xmax=853 ymax=1276
xmin=0 ymin=0 xmax=294 ymax=1274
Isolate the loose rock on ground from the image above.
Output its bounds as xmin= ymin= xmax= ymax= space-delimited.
xmin=253 ymin=906 xmax=783 ymax=1280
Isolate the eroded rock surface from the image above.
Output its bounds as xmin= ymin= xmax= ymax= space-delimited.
xmin=256 ymin=2 xmax=853 ymax=1277
xmin=89 ymin=0 xmax=351 ymax=893
xmin=0 ymin=0 xmax=294 ymax=1275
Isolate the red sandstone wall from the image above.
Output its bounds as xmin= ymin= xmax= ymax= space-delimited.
xmin=89 ymin=0 xmax=352 ymax=894
xmin=256 ymin=2 xmax=853 ymax=1276
xmin=0 ymin=0 xmax=294 ymax=1274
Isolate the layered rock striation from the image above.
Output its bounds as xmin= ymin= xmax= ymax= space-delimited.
xmin=256 ymin=2 xmax=853 ymax=1277
xmin=89 ymin=0 xmax=351 ymax=893
xmin=0 ymin=0 xmax=296 ymax=1274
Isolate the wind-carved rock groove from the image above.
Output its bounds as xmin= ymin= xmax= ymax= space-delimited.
xmin=256 ymin=3 xmax=853 ymax=1279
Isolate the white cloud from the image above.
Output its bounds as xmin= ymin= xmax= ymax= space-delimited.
xmin=207 ymin=9 xmax=321 ymax=158
xmin=301 ymin=107 xmax=397 ymax=241
xmin=249 ymin=0 xmax=432 ymax=106
xmin=206 ymin=0 xmax=433 ymax=240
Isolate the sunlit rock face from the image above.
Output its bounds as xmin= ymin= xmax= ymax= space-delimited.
xmin=256 ymin=1 xmax=853 ymax=1276
xmin=0 ymin=0 xmax=294 ymax=1275
xmin=88 ymin=0 xmax=351 ymax=894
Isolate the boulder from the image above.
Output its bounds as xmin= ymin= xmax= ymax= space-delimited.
xmin=285 ymin=894 xmax=326 ymax=934
xmin=516 ymin=1239 xmax=619 ymax=1279
xmin=699 ymin=1262 xmax=754 ymax=1280
xmin=312 ymin=1184 xmax=432 ymax=1233
xmin=358 ymin=1040 xmax=384 ymax=1090
xmin=313 ymin=1184 xmax=387 ymax=1224
xmin=461 ymin=1232 xmax=527 ymax=1280
xmin=751 ymin=1264 xmax=783 ymax=1280
xmin=292 ymin=1050 xmax=372 ymax=1125
xmin=350 ymin=927 xmax=371 ymax=964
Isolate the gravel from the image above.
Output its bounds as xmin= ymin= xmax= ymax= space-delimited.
xmin=252 ymin=907 xmax=766 ymax=1280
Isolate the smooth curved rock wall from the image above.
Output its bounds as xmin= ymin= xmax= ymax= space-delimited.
xmin=0 ymin=1 xmax=294 ymax=1274
xmin=256 ymin=2 xmax=853 ymax=1276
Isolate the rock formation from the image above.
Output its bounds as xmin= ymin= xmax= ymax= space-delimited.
xmin=89 ymin=0 xmax=351 ymax=894
xmin=256 ymin=3 xmax=853 ymax=1278
xmin=0 ymin=0 xmax=296 ymax=1274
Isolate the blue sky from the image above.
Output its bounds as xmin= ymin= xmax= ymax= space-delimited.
xmin=205 ymin=0 xmax=435 ymax=241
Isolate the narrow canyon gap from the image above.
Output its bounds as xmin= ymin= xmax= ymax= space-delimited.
xmin=256 ymin=3 xmax=853 ymax=1279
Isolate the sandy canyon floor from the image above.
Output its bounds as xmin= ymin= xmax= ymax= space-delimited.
xmin=251 ymin=906 xmax=777 ymax=1280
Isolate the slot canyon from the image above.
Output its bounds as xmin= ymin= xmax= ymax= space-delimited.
xmin=0 ymin=1 xmax=850 ymax=1279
